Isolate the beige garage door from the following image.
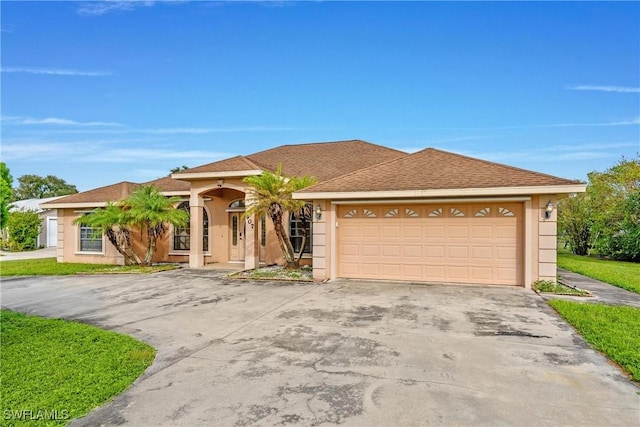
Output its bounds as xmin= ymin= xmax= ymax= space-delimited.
xmin=337 ymin=203 xmax=523 ymax=285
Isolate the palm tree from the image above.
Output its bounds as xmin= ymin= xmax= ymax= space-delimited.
xmin=244 ymin=165 xmax=317 ymax=269
xmin=122 ymin=185 xmax=189 ymax=266
xmin=74 ymin=202 xmax=142 ymax=265
xmin=75 ymin=185 xmax=188 ymax=266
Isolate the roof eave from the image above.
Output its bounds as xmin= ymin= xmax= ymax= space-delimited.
xmin=293 ymin=184 xmax=587 ymax=200
xmin=40 ymin=202 xmax=109 ymax=209
xmin=171 ymin=170 xmax=263 ymax=180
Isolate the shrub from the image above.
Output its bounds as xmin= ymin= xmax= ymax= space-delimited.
xmin=4 ymin=209 xmax=42 ymax=251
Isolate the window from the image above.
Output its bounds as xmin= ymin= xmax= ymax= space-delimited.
xmin=173 ymin=202 xmax=209 ymax=251
xmin=260 ymin=215 xmax=266 ymax=247
xmin=289 ymin=203 xmax=312 ymax=254
xmin=79 ymin=224 xmax=102 ymax=252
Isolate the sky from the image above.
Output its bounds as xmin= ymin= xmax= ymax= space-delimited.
xmin=1 ymin=0 xmax=639 ymax=192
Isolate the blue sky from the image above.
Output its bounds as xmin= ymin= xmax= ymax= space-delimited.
xmin=1 ymin=1 xmax=639 ymax=192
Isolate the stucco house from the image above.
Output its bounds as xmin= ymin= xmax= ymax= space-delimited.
xmin=42 ymin=139 xmax=585 ymax=288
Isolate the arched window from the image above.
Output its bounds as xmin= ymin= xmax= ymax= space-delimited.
xmin=173 ymin=201 xmax=209 ymax=251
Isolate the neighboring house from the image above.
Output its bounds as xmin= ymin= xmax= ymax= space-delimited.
xmin=9 ymin=196 xmax=64 ymax=247
xmin=42 ymin=139 xmax=586 ymax=288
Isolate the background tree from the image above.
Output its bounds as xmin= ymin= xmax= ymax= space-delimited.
xmin=170 ymin=166 xmax=189 ymax=174
xmin=74 ymin=185 xmax=188 ymax=266
xmin=558 ymin=156 xmax=640 ymax=261
xmin=244 ymin=165 xmax=317 ymax=269
xmin=557 ymin=193 xmax=591 ymax=256
xmin=1 ymin=162 xmax=13 ymax=229
xmin=12 ymin=174 xmax=78 ymax=201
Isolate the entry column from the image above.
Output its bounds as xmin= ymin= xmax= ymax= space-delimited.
xmin=244 ymin=194 xmax=259 ymax=270
xmin=189 ymin=193 xmax=205 ymax=268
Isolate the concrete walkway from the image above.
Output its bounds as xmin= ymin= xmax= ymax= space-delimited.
xmin=0 ymin=246 xmax=57 ymax=261
xmin=556 ymin=268 xmax=640 ymax=308
xmin=2 ymin=273 xmax=638 ymax=426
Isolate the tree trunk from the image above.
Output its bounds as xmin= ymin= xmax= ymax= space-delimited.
xmin=273 ymin=216 xmax=298 ymax=269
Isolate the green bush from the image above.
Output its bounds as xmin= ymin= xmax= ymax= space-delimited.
xmin=4 ymin=209 xmax=42 ymax=251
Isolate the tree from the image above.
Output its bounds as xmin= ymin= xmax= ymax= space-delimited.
xmin=557 ymin=193 xmax=591 ymax=256
xmin=75 ymin=185 xmax=188 ymax=266
xmin=0 ymin=163 xmax=13 ymax=229
xmin=243 ymin=165 xmax=317 ymax=269
xmin=124 ymin=185 xmax=189 ymax=265
xmin=2 ymin=209 xmax=42 ymax=251
xmin=12 ymin=174 xmax=78 ymax=201
xmin=75 ymin=203 xmax=142 ymax=265
xmin=170 ymin=165 xmax=189 ymax=174
xmin=588 ymin=157 xmax=640 ymax=260
xmin=557 ymin=156 xmax=640 ymax=261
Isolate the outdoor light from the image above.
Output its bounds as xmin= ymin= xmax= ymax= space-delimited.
xmin=217 ymin=179 xmax=224 ymax=188
xmin=545 ymin=200 xmax=554 ymax=219
xmin=316 ymin=205 xmax=322 ymax=220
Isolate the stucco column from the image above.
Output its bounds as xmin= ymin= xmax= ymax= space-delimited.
xmin=189 ymin=193 xmax=205 ymax=268
xmin=244 ymin=194 xmax=259 ymax=269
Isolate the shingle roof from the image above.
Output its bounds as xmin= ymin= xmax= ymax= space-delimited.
xmin=41 ymin=182 xmax=140 ymax=206
xmin=144 ymin=175 xmax=190 ymax=192
xmin=180 ymin=155 xmax=262 ymax=174
xmin=299 ymin=148 xmax=582 ymax=193
xmin=176 ymin=140 xmax=406 ymax=182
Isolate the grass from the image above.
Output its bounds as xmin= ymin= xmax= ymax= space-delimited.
xmin=557 ymin=252 xmax=640 ymax=294
xmin=532 ymin=279 xmax=590 ymax=296
xmin=549 ymin=300 xmax=640 ymax=382
xmin=0 ymin=257 xmax=179 ymax=277
xmin=0 ymin=309 xmax=156 ymax=426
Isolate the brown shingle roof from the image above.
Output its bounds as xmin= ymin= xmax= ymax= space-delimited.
xmin=299 ymin=148 xmax=582 ymax=193
xmin=41 ymin=181 xmax=140 ymax=206
xmin=176 ymin=140 xmax=406 ymax=182
xmin=144 ymin=175 xmax=190 ymax=192
xmin=177 ymin=155 xmax=262 ymax=174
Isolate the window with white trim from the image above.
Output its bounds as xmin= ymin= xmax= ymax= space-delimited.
xmin=79 ymin=224 xmax=102 ymax=252
xmin=173 ymin=202 xmax=209 ymax=251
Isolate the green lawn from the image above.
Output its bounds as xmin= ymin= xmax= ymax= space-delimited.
xmin=549 ymin=300 xmax=640 ymax=382
xmin=557 ymin=252 xmax=640 ymax=294
xmin=0 ymin=310 xmax=156 ymax=426
xmin=0 ymin=257 xmax=179 ymax=276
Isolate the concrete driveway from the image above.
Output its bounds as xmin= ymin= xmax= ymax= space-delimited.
xmin=1 ymin=271 xmax=638 ymax=426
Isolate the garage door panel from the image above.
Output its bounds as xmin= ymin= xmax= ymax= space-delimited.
xmin=338 ymin=203 xmax=522 ymax=285
xmin=361 ymin=226 xmax=380 ymax=238
xmin=403 ymin=245 xmax=422 ymax=257
xmin=361 ymin=245 xmax=380 ymax=257
xmin=382 ymin=225 xmax=401 ymax=238
xmin=425 ymin=245 xmax=446 ymax=258
xmin=448 ymin=226 xmax=469 ymax=238
xmin=382 ymin=245 xmax=400 ymax=257
xmin=425 ymin=225 xmax=445 ymax=238
xmin=448 ymin=246 xmax=469 ymax=259
xmin=472 ymin=246 xmax=493 ymax=259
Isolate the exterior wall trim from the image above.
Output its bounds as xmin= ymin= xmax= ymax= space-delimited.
xmin=330 ymin=196 xmax=531 ymax=205
xmin=294 ymin=184 xmax=586 ymax=200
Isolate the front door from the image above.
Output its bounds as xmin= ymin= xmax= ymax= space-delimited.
xmin=229 ymin=213 xmax=245 ymax=262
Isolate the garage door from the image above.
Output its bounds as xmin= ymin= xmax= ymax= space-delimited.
xmin=337 ymin=203 xmax=523 ymax=285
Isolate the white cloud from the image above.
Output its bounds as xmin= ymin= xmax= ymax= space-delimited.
xmin=77 ymin=1 xmax=156 ymax=16
xmin=84 ymin=148 xmax=232 ymax=163
xmin=2 ymin=116 xmax=123 ymax=127
xmin=0 ymin=67 xmax=111 ymax=76
xmin=568 ymin=85 xmax=640 ymax=93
